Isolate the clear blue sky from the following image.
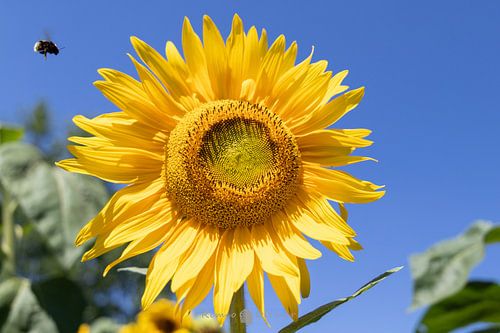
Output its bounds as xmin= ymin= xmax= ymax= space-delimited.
xmin=1 ymin=1 xmax=499 ymax=332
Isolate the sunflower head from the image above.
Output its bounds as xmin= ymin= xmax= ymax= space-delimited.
xmin=120 ymin=299 xmax=191 ymax=333
xmin=57 ymin=14 xmax=384 ymax=326
xmin=77 ymin=324 xmax=90 ymax=333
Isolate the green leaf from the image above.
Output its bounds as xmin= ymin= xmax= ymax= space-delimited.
xmin=470 ymin=326 xmax=500 ymax=333
xmin=117 ymin=267 xmax=148 ymax=275
xmin=417 ymin=281 xmax=500 ymax=333
xmin=410 ymin=220 xmax=499 ymax=309
xmin=0 ymin=278 xmax=58 ymax=333
xmin=31 ymin=277 xmax=87 ymax=333
xmin=0 ymin=124 xmax=23 ymax=144
xmin=485 ymin=227 xmax=500 ymax=244
xmin=278 ymin=266 xmax=403 ymax=333
xmin=0 ymin=142 xmax=108 ymax=272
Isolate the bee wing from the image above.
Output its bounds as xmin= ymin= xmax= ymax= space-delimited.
xmin=44 ymin=29 xmax=52 ymax=41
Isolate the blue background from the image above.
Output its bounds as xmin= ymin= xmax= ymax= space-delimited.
xmin=1 ymin=1 xmax=499 ymax=332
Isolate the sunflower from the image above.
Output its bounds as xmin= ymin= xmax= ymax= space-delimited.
xmin=77 ymin=324 xmax=90 ymax=333
xmin=57 ymin=14 xmax=384 ymax=325
xmin=120 ymin=299 xmax=191 ymax=333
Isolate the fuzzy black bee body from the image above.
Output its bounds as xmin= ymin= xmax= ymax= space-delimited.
xmin=34 ymin=40 xmax=60 ymax=59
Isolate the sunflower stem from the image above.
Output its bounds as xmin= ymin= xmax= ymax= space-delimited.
xmin=230 ymin=286 xmax=247 ymax=333
xmin=1 ymin=186 xmax=16 ymax=276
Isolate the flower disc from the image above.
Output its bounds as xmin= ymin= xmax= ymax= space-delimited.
xmin=166 ymin=100 xmax=302 ymax=228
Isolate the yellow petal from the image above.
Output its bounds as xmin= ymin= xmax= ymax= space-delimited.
xmin=72 ymin=112 xmax=167 ymax=148
xmin=182 ymin=254 xmax=215 ymax=315
xmin=81 ymin=234 xmax=122 ymax=261
xmin=213 ymin=229 xmax=234 ymax=325
xmin=102 ymin=197 xmax=174 ymax=247
xmin=292 ymin=87 xmax=365 ymax=134
xmin=240 ymin=79 xmax=256 ymax=100
xmin=271 ymin=210 xmax=322 ymax=260
xmin=213 ymin=227 xmax=254 ymax=325
xmin=305 ymin=175 xmax=384 ymax=204
xmin=98 ymin=68 xmax=142 ymax=90
xmin=67 ymin=136 xmax=111 ymax=147
xmin=182 ymin=17 xmax=213 ymax=100
xmin=74 ymin=180 xmax=163 ymax=246
xmin=305 ymin=163 xmax=384 ymax=191
xmin=296 ymin=129 xmax=373 ymax=151
xmin=296 ymin=189 xmax=356 ymax=237
xmin=68 ymin=144 xmax=161 ymax=165
xmin=268 ymin=274 xmax=299 ymax=320
xmin=203 ymin=15 xmax=228 ymax=99
xmin=131 ymin=36 xmax=192 ymax=99
xmin=141 ymin=220 xmax=199 ymax=308
xmin=321 ymin=241 xmax=355 ymax=262
xmin=339 ymin=202 xmax=348 ymax=221
xmin=280 ymin=252 xmax=302 ymax=304
xmin=229 ymin=227 xmax=254 ymax=291
xmin=302 ymin=152 xmax=375 ymax=167
xmin=281 ymin=41 xmax=298 ymax=74
xmin=255 ymin=35 xmax=286 ymax=96
xmin=226 ymin=14 xmax=245 ymax=98
xmin=340 ymin=128 xmax=373 ymax=138
xmin=171 ymin=226 xmax=219 ymax=292
xmin=286 ymin=203 xmax=349 ymax=245
xmin=93 ymin=80 xmax=172 ymax=131
xmin=297 ymin=258 xmax=310 ymax=298
xmin=277 ymin=63 xmax=332 ymax=124
xmin=174 ymin=275 xmax=196 ymax=305
xmin=58 ymin=144 xmax=161 ymax=184
xmin=348 ymin=238 xmax=363 ymax=251
xmin=128 ymin=54 xmax=185 ymax=119
xmin=242 ymin=26 xmax=260 ymax=79
xmin=304 ymin=165 xmax=385 ymax=204
xmin=251 ymin=223 xmax=299 ymax=277
xmin=321 ymin=70 xmax=349 ymax=104
xmin=270 ymin=47 xmax=313 ymax=101
xmin=259 ymin=29 xmax=268 ymax=58
xmin=103 ymin=223 xmax=172 ymax=276
xmin=247 ymin=257 xmax=268 ymax=324
xmin=142 ymin=254 xmax=181 ymax=309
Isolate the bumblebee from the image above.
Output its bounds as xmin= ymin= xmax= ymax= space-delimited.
xmin=34 ymin=40 xmax=60 ymax=59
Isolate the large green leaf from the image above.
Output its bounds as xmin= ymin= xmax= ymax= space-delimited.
xmin=410 ymin=221 xmax=499 ymax=309
xmin=0 ymin=124 xmax=23 ymax=144
xmin=278 ymin=266 xmax=403 ymax=333
xmin=31 ymin=277 xmax=87 ymax=333
xmin=0 ymin=277 xmax=58 ymax=333
xmin=417 ymin=281 xmax=500 ymax=333
xmin=0 ymin=142 xmax=108 ymax=272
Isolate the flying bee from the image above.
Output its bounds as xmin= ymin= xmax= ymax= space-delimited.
xmin=33 ymin=40 xmax=60 ymax=59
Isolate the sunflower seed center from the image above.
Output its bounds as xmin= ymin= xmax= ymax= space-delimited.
xmin=166 ymin=100 xmax=302 ymax=228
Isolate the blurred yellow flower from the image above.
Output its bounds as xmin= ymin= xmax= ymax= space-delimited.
xmin=192 ymin=316 xmax=222 ymax=333
xmin=58 ymin=14 xmax=384 ymax=325
xmin=120 ymin=299 xmax=191 ymax=333
xmin=77 ymin=323 xmax=90 ymax=333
